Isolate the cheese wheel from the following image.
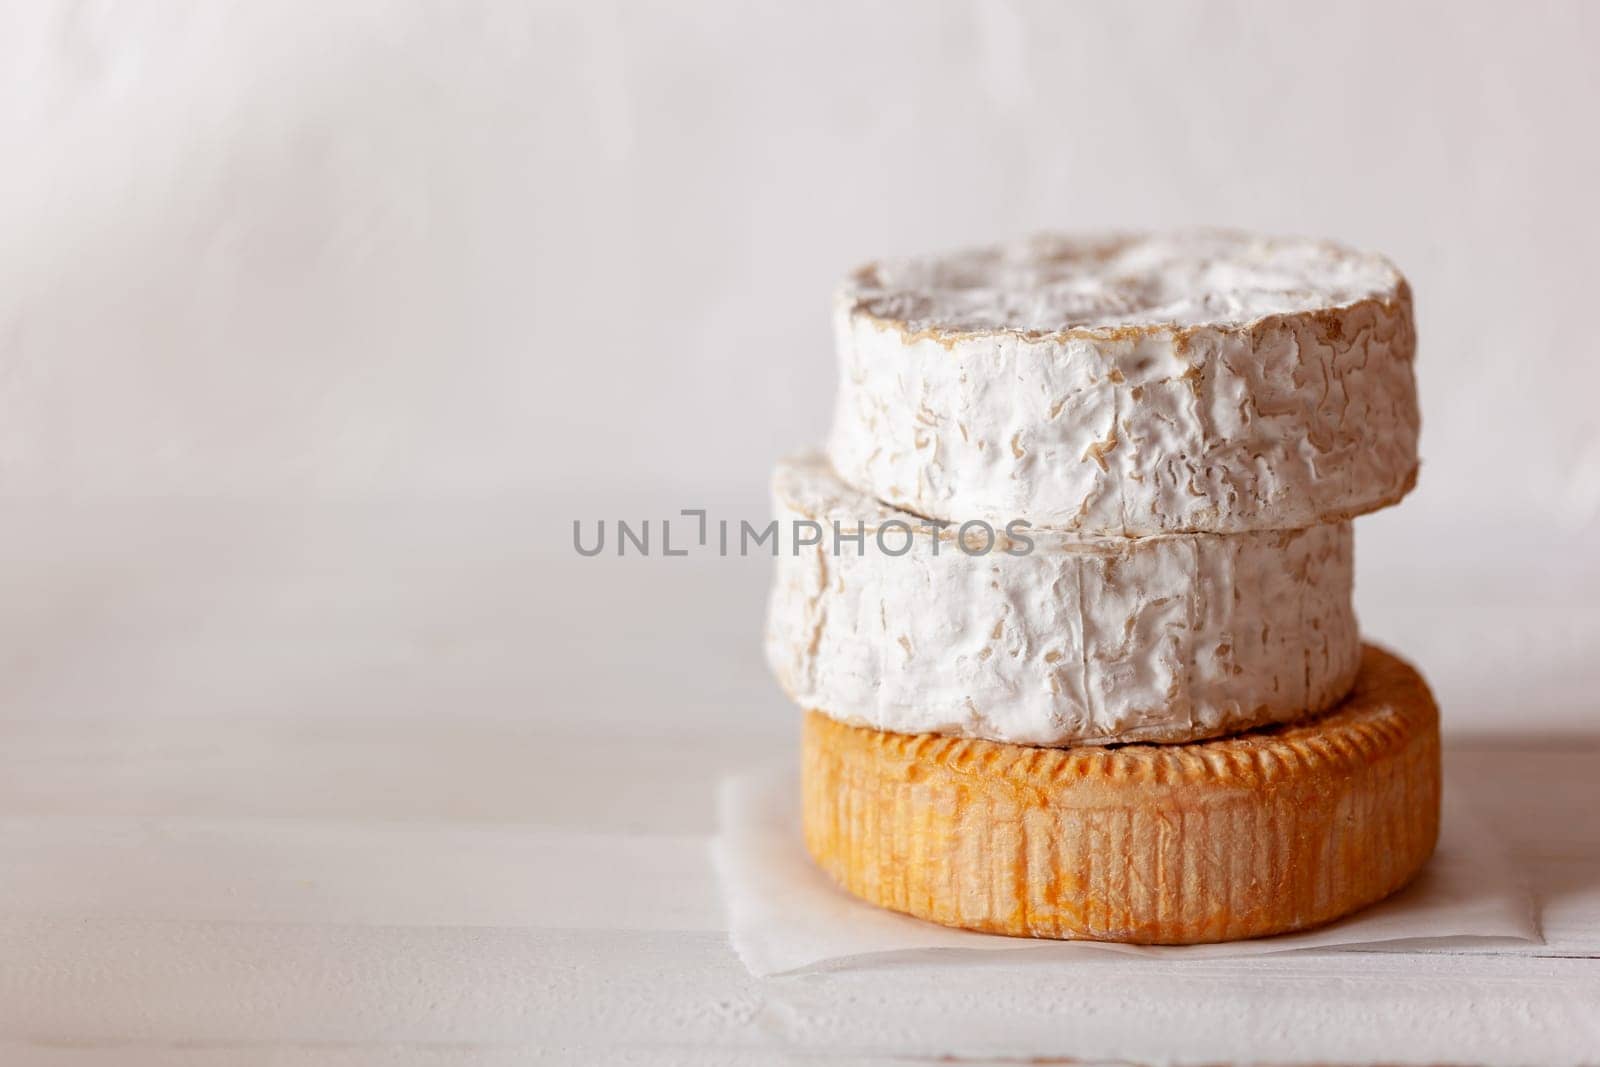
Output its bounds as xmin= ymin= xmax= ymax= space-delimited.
xmin=765 ymin=453 xmax=1359 ymax=747
xmin=802 ymin=645 xmax=1440 ymax=944
xmin=829 ymin=231 xmax=1419 ymax=535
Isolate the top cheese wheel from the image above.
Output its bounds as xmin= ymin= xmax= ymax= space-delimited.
xmin=829 ymin=231 xmax=1419 ymax=535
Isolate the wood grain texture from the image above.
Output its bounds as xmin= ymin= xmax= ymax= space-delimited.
xmin=0 ymin=500 xmax=1591 ymax=1063
xmin=803 ymin=645 xmax=1441 ymax=942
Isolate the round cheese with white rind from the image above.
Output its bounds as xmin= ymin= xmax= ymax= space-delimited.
xmin=829 ymin=231 xmax=1419 ymax=535
xmin=764 ymin=453 xmax=1359 ymax=747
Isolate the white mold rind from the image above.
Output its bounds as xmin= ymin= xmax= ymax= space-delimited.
xmin=829 ymin=231 xmax=1419 ymax=535
xmin=764 ymin=453 xmax=1360 ymax=747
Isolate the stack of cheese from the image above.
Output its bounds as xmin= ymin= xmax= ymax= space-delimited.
xmin=765 ymin=232 xmax=1439 ymax=944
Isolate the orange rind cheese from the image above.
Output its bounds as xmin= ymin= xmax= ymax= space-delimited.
xmin=801 ymin=645 xmax=1440 ymax=943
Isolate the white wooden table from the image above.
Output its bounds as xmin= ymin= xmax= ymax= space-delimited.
xmin=0 ymin=498 xmax=1596 ymax=1065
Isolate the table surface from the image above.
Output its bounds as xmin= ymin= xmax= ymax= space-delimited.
xmin=0 ymin=499 xmax=1596 ymax=1066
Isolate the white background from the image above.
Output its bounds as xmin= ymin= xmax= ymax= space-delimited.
xmin=2 ymin=1 xmax=1597 ymax=516
xmin=1 ymin=4 xmax=1598 ymax=1062
xmin=5 ymin=0 xmax=1597 ymax=738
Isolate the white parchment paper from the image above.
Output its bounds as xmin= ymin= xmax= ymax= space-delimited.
xmin=714 ymin=766 xmax=1540 ymax=976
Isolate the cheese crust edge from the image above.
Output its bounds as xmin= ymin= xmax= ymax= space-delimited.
xmin=800 ymin=644 xmax=1441 ymax=944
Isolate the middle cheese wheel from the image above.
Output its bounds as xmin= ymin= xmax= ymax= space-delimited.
xmin=764 ymin=453 xmax=1358 ymax=747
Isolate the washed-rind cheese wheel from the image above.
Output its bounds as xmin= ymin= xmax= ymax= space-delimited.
xmin=765 ymin=453 xmax=1359 ymax=747
xmin=802 ymin=645 xmax=1440 ymax=944
xmin=830 ymin=231 xmax=1419 ymax=535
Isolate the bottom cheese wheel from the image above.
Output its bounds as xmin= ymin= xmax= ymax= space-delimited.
xmin=801 ymin=645 xmax=1440 ymax=944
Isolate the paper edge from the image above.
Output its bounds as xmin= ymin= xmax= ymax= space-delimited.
xmin=713 ymin=767 xmax=1542 ymax=977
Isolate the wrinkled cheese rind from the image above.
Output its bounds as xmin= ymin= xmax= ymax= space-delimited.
xmin=764 ymin=453 xmax=1359 ymax=747
xmin=802 ymin=646 xmax=1440 ymax=942
xmin=829 ymin=231 xmax=1419 ymax=535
